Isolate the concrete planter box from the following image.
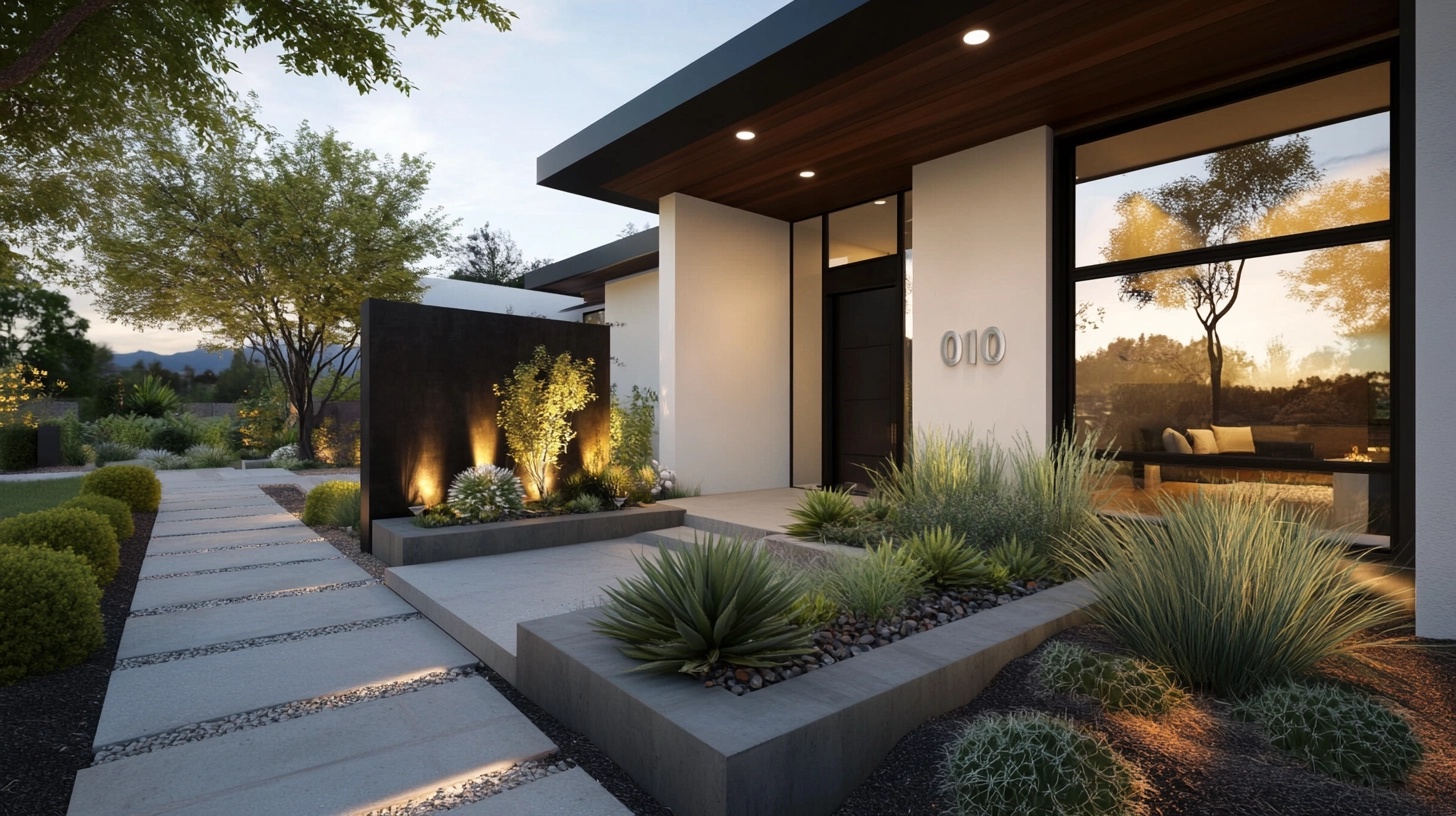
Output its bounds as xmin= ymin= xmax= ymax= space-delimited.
xmin=372 ymin=505 xmax=687 ymax=567
xmin=516 ymin=580 xmax=1094 ymax=816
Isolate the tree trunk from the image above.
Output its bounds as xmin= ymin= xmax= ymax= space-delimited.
xmin=1207 ymin=329 xmax=1223 ymax=425
xmin=0 ymin=0 xmax=119 ymax=92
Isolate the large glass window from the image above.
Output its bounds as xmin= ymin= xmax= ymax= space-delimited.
xmin=1069 ymin=65 xmax=1393 ymax=537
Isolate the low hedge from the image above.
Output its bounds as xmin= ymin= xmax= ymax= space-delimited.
xmin=0 ymin=507 xmax=120 ymax=586
xmin=0 ymin=544 xmax=105 ymax=685
xmin=303 ymin=480 xmax=361 ymax=526
xmin=81 ymin=464 xmax=162 ymax=513
xmin=0 ymin=425 xmax=37 ymax=471
xmin=60 ymin=494 xmax=135 ymax=541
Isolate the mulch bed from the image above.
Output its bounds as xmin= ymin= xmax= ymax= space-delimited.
xmin=0 ymin=512 xmax=154 ymax=816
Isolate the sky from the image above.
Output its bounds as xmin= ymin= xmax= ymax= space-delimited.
xmin=64 ymin=0 xmax=789 ymax=354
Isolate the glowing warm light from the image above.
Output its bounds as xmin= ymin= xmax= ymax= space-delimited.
xmin=873 ymin=199 xmax=887 ymax=205
xmin=962 ymin=29 xmax=990 ymax=45
xmin=352 ymin=758 xmax=527 ymax=814
xmin=735 ymin=130 xmax=756 ymax=140
xmin=799 ymin=170 xmax=816 ymax=178
xmin=468 ymin=420 xmax=497 ymax=467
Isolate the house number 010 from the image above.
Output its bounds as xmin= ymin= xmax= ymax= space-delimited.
xmin=940 ymin=327 xmax=1006 ymax=366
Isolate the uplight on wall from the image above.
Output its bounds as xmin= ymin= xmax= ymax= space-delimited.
xmin=962 ymin=29 xmax=990 ymax=45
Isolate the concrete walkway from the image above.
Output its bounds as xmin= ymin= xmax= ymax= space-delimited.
xmin=68 ymin=468 xmax=629 ymax=816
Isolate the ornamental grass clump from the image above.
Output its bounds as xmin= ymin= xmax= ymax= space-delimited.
xmin=988 ymin=536 xmax=1053 ymax=582
xmin=184 ymin=444 xmax=235 ymax=468
xmin=81 ymin=464 xmax=161 ymax=512
xmin=1038 ymin=642 xmax=1187 ymax=716
xmin=1235 ymin=682 xmax=1423 ymax=785
xmin=303 ymin=480 xmax=361 ymax=526
xmin=942 ymin=711 xmax=1145 ymax=816
xmin=330 ymin=485 xmax=362 ymax=531
xmin=1060 ymin=492 xmax=1406 ymax=696
xmin=823 ymin=544 xmax=927 ymax=622
xmin=594 ymin=535 xmax=815 ymax=677
xmin=89 ymin=441 xmax=138 ymax=466
xmin=0 ymin=545 xmax=104 ymax=685
xmin=0 ymin=507 xmax=120 ymax=586
xmin=901 ymin=526 xmax=1007 ymax=591
xmin=446 ymin=465 xmax=525 ymax=523
xmin=785 ymin=486 xmax=861 ymax=540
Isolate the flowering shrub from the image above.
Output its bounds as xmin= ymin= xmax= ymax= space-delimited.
xmin=0 ymin=364 xmax=59 ymax=429
xmin=447 ymin=465 xmax=526 ymax=523
xmin=649 ymin=460 xmax=676 ymax=497
xmin=269 ymin=443 xmax=299 ymax=462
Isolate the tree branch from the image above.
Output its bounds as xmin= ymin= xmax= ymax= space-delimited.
xmin=0 ymin=0 xmax=120 ymax=92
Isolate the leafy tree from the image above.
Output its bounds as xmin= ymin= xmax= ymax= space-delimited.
xmin=77 ymin=108 xmax=452 ymax=460
xmin=617 ymin=221 xmax=651 ymax=239
xmin=494 ymin=346 xmax=596 ymax=498
xmin=0 ymin=276 xmax=100 ymax=396
xmin=1105 ymin=137 xmax=1321 ymax=422
xmin=212 ymin=350 xmax=271 ymax=403
xmin=447 ymin=223 xmax=552 ymax=287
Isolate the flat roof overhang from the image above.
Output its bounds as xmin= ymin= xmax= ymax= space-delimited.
xmin=525 ymin=227 xmax=658 ymax=300
xmin=537 ymin=0 xmax=1397 ymax=223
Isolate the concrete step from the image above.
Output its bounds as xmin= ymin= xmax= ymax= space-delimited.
xmin=446 ymin=768 xmax=632 ymax=815
xmin=117 ymin=584 xmax=416 ymax=660
xmin=139 ymin=541 xmax=341 ymax=578
xmin=151 ymin=512 xmax=300 ymax=538
xmin=93 ymin=617 xmax=477 ymax=749
xmin=70 ymin=677 xmax=555 ymax=816
xmin=146 ymin=527 xmax=323 ymax=554
xmin=130 ymin=558 xmax=369 ymax=611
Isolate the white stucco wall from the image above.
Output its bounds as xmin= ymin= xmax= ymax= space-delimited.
xmin=793 ymin=218 xmax=824 ymax=485
xmin=1415 ymin=0 xmax=1456 ymax=639
xmin=605 ymin=269 xmax=660 ymax=396
xmin=658 ymin=193 xmax=791 ymax=494
xmin=420 ymin=276 xmax=583 ymax=320
xmin=909 ymin=128 xmax=1053 ymax=450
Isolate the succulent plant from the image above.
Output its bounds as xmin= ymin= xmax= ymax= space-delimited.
xmin=1038 ymin=641 xmax=1186 ymax=716
xmin=988 ymin=535 xmax=1053 ymax=581
xmin=901 ymin=525 xmax=1009 ymax=591
xmin=1235 ymin=682 xmax=1423 ymax=785
xmin=785 ymin=487 xmax=861 ymax=540
xmin=447 ymin=465 xmax=526 ymax=523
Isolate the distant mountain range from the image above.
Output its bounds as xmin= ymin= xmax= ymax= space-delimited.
xmin=111 ymin=348 xmax=242 ymax=374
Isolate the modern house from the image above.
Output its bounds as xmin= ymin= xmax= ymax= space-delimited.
xmin=525 ymin=0 xmax=1454 ymax=639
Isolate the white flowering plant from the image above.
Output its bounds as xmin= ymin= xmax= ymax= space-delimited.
xmin=649 ymin=460 xmax=677 ymax=497
xmin=269 ymin=443 xmax=299 ymax=462
xmin=447 ymin=464 xmax=527 ymax=523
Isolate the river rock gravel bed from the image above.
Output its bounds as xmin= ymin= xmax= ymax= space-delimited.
xmin=361 ymin=757 xmax=578 ymax=816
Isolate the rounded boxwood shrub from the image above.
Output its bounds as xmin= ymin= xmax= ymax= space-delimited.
xmin=0 ymin=545 xmax=104 ymax=685
xmin=149 ymin=424 xmax=194 ymax=455
xmin=81 ymin=464 xmax=162 ymax=513
xmin=60 ymin=494 xmax=135 ymax=541
xmin=302 ymin=480 xmax=361 ymax=526
xmin=0 ymin=425 xmax=38 ymax=471
xmin=942 ymin=712 xmax=1144 ymax=816
xmin=0 ymin=507 xmax=120 ymax=586
xmin=1235 ymin=682 xmax=1423 ymax=785
xmin=1038 ymin=642 xmax=1186 ymax=717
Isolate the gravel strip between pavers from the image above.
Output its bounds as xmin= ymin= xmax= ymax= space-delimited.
xmin=150 ymin=523 xmax=303 ymax=538
xmin=145 ymin=537 xmax=328 ymax=557
xmin=92 ymin=665 xmax=482 ymax=764
xmin=114 ymin=612 xmax=424 ymax=670
xmin=138 ymin=556 xmax=341 ymax=581
xmin=127 ymin=579 xmax=380 ymax=618
xmin=362 ymin=757 xmax=577 ymax=816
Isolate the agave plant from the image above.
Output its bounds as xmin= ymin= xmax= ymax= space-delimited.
xmin=447 ymin=465 xmax=526 ymax=523
xmin=902 ymin=525 xmax=1008 ymax=591
xmin=785 ymin=486 xmax=861 ymax=540
xmin=125 ymin=375 xmax=180 ymax=418
xmin=594 ymin=536 xmax=816 ymax=677
xmin=988 ymin=536 xmax=1053 ymax=581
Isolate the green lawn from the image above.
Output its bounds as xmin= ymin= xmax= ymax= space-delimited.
xmin=0 ymin=477 xmax=84 ymax=521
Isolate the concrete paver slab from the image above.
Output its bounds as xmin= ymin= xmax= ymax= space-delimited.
xmin=155 ymin=505 xmax=290 ymax=522
xmin=156 ymin=495 xmax=278 ymax=513
xmin=139 ymin=541 xmax=341 ymax=578
xmin=151 ymin=513 xmax=299 ymax=537
xmin=71 ymin=678 xmax=553 ymax=816
xmin=145 ymin=527 xmax=321 ymax=554
xmin=130 ymin=558 xmax=368 ymax=610
xmin=447 ymin=768 xmax=634 ymax=816
xmin=117 ymin=584 xmax=417 ymax=659
xmin=93 ymin=617 xmax=477 ymax=748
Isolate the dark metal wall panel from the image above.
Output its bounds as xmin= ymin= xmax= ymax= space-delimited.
xmin=359 ymin=299 xmax=611 ymax=553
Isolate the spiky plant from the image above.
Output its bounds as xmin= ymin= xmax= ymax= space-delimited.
xmin=1037 ymin=642 xmax=1186 ymax=716
xmin=789 ymin=589 xmax=842 ymax=630
xmin=447 ymin=465 xmax=526 ymax=523
xmin=988 ymin=536 xmax=1053 ymax=581
xmin=329 ymin=485 xmax=362 ymax=531
xmin=565 ymin=494 xmax=604 ymax=514
xmin=184 ymin=444 xmax=235 ymax=468
xmin=1059 ymin=492 xmax=1406 ymax=695
xmin=823 ymin=544 xmax=928 ymax=622
xmin=594 ymin=536 xmax=816 ymax=677
xmin=1235 ymin=682 xmax=1423 ymax=785
xmin=785 ymin=487 xmax=861 ymax=540
xmin=942 ymin=712 xmax=1146 ymax=816
xmin=901 ymin=526 xmax=1008 ymax=591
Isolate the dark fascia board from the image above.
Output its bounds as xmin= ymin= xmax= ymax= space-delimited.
xmin=535 ymin=0 xmax=989 ymax=212
xmin=524 ymin=227 xmax=659 ymax=293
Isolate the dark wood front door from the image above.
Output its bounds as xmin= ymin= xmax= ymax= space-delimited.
xmin=825 ymin=256 xmax=902 ymax=488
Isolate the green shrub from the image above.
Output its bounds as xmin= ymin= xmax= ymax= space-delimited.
xmin=609 ymin=385 xmax=658 ymax=468
xmin=0 ymin=425 xmax=37 ymax=471
xmin=0 ymin=507 xmax=120 ymax=586
xmin=595 ymin=535 xmax=815 ymax=677
xmin=126 ymin=375 xmax=180 ymax=418
xmin=330 ymin=486 xmax=362 ymax=530
xmin=818 ymin=519 xmax=894 ymax=548
xmin=195 ymin=417 xmax=232 ymax=449
xmin=89 ymin=440 xmax=139 ymax=465
xmin=861 ymin=496 xmax=895 ymax=522
xmin=901 ymin=526 xmax=1008 ymax=591
xmin=789 ymin=589 xmax=841 ymax=630
xmin=302 ymin=480 xmax=361 ymax=526
xmin=48 ymin=415 xmax=89 ymax=466
xmin=60 ymin=494 xmax=134 ymax=541
xmin=988 ymin=536 xmax=1053 ymax=581
xmin=413 ymin=505 xmax=460 ymax=528
xmin=823 ymin=544 xmax=927 ymax=622
xmin=446 ymin=465 xmax=525 ymax=523
xmin=785 ymin=487 xmax=861 ymax=540
xmin=81 ymin=464 xmax=162 ymax=513
xmin=565 ymin=494 xmax=603 ymax=514
xmin=942 ymin=712 xmax=1145 ymax=816
xmin=0 ymin=545 xmax=104 ymax=685
xmin=184 ymin=444 xmax=235 ymax=468
xmin=1235 ymin=682 xmax=1422 ymax=785
xmin=87 ymin=414 xmax=161 ymax=448
xmin=149 ymin=423 xmax=194 ymax=455
xmin=1038 ymin=642 xmax=1186 ymax=716
xmin=494 ymin=346 xmax=596 ymax=498
xmin=563 ymin=468 xmax=615 ymax=505
xmin=1059 ymin=493 xmax=1406 ymax=696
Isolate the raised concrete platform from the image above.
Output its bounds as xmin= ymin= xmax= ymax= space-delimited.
xmin=129 ymin=557 xmax=366 ymax=610
xmin=659 ymin=488 xmax=807 ymax=539
xmin=386 ymin=537 xmax=661 ymax=684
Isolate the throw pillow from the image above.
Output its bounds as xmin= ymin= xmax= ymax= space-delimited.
xmin=1211 ymin=425 xmax=1256 ymax=454
xmin=1161 ymin=427 xmax=1193 ymax=454
xmin=1186 ymin=428 xmax=1219 ymax=455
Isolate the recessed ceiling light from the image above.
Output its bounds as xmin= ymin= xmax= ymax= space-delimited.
xmin=873 ymin=199 xmax=887 ymax=205
xmin=799 ymin=170 xmax=816 ymax=178
xmin=736 ymin=130 xmax=756 ymax=140
xmin=962 ymin=29 xmax=990 ymax=45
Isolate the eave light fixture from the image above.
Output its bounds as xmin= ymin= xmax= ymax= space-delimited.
xmin=799 ymin=170 xmax=816 ymax=178
xmin=735 ymin=130 xmax=756 ymax=140
xmin=962 ymin=29 xmax=990 ymax=45
xmin=873 ymin=199 xmax=887 ymax=205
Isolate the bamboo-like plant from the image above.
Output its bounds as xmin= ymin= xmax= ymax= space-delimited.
xmin=494 ymin=346 xmax=596 ymax=498
xmin=594 ymin=536 xmax=815 ymax=677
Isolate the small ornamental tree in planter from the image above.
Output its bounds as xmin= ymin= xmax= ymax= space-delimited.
xmin=494 ymin=346 xmax=596 ymax=499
